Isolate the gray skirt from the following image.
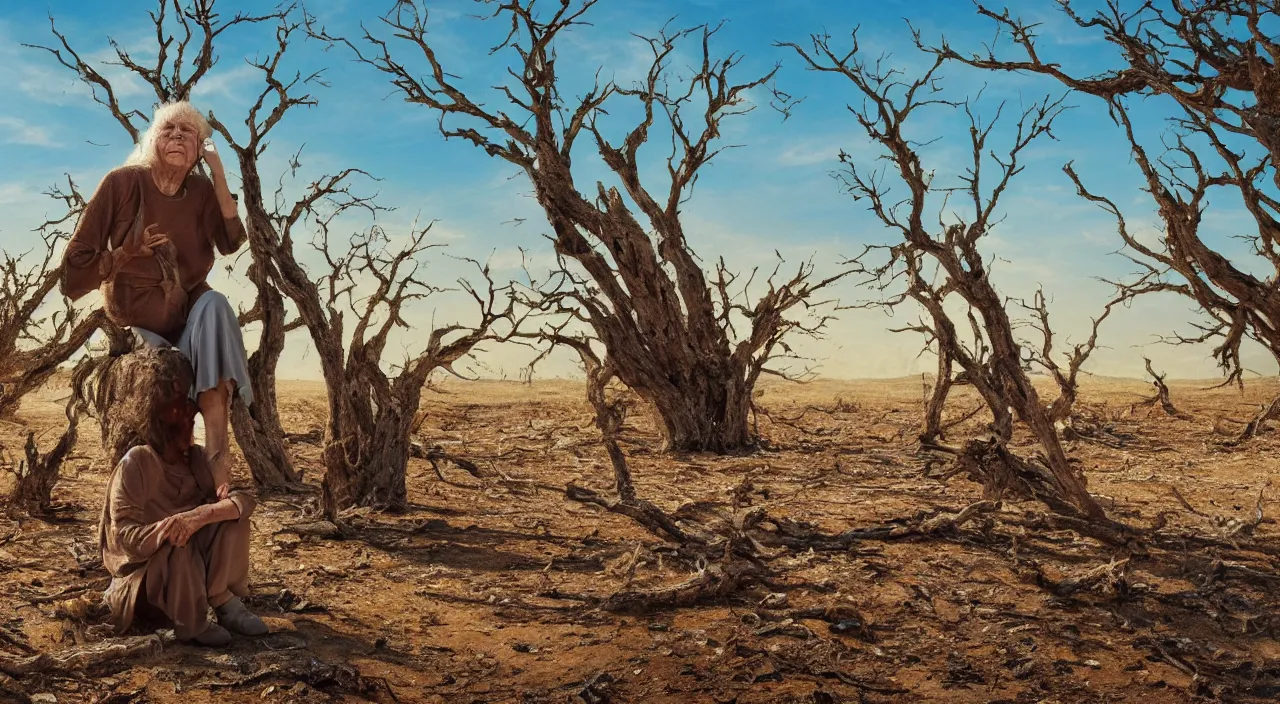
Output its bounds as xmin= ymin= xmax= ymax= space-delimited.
xmin=134 ymin=289 xmax=254 ymax=406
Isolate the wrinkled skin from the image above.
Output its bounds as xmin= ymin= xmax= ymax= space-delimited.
xmin=158 ymin=120 xmax=199 ymax=172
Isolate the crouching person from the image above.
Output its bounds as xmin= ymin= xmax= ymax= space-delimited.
xmin=97 ymin=346 xmax=268 ymax=646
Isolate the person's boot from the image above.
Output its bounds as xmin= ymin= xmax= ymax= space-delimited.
xmin=191 ymin=622 xmax=232 ymax=647
xmin=215 ymin=596 xmax=269 ymax=636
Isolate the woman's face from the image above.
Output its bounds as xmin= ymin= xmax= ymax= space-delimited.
xmin=150 ymin=379 xmax=198 ymax=456
xmin=156 ymin=119 xmax=200 ymax=171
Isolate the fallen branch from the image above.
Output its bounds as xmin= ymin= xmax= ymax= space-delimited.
xmin=1017 ymin=557 xmax=1133 ymax=599
xmin=22 ymin=580 xmax=105 ymax=605
xmin=566 ymin=484 xmax=692 ymax=545
xmin=416 ymin=443 xmax=483 ymax=479
xmin=0 ymin=632 xmax=170 ymax=677
xmin=756 ymin=500 xmax=999 ymax=551
xmin=274 ymin=520 xmax=346 ymax=539
xmin=1238 ymin=396 xmax=1280 ymax=441
xmin=600 ymin=558 xmax=762 ymax=614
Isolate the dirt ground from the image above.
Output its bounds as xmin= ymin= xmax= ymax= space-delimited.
xmin=1 ymin=374 xmax=1278 ymax=703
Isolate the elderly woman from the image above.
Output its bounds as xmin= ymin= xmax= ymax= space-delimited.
xmin=99 ymin=346 xmax=266 ymax=646
xmin=62 ymin=101 xmax=250 ymax=498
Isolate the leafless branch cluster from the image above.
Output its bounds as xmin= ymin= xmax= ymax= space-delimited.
xmin=303 ymin=212 xmax=523 ymax=515
xmin=0 ymin=180 xmax=104 ymax=419
xmin=309 ymin=0 xmax=851 ymax=456
xmin=25 ymin=0 xmax=288 ymax=141
xmin=0 ymin=177 xmax=104 ymax=516
xmin=934 ymin=1 xmax=1280 ymax=434
xmin=781 ymin=30 xmax=1150 ymax=521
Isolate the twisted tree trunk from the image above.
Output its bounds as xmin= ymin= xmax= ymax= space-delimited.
xmin=641 ymin=363 xmax=753 ymax=453
xmin=226 ymin=160 xmax=300 ymax=488
xmin=318 ymin=3 xmax=849 ymax=455
xmin=321 ymin=376 xmax=421 ymax=512
xmin=4 ymin=412 xmax=78 ymax=517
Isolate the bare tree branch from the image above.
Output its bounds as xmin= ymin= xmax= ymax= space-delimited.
xmin=312 ymin=0 xmax=854 ymax=452
xmin=785 ymin=29 xmax=1115 ymax=520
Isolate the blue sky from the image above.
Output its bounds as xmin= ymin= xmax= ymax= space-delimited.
xmin=0 ymin=0 xmax=1272 ymax=382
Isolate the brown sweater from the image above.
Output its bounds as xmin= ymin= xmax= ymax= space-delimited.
xmin=62 ymin=165 xmax=247 ymax=340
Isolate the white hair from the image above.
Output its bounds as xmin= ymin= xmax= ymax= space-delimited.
xmin=125 ymin=101 xmax=212 ymax=168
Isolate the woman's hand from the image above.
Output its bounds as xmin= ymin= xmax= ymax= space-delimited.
xmin=141 ymin=225 xmax=171 ymax=256
xmin=217 ymin=483 xmax=230 ymax=501
xmin=201 ymin=137 xmax=225 ymax=176
xmin=106 ymin=224 xmax=171 ymax=274
xmin=201 ymin=137 xmax=239 ymax=219
xmin=160 ymin=511 xmax=201 ymax=547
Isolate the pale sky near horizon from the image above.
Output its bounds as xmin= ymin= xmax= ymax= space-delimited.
xmin=1 ymin=0 xmax=1274 ymax=383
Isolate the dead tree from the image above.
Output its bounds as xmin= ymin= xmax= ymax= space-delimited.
xmin=2 ymin=404 xmax=80 ymax=518
xmin=29 ymin=0 xmax=302 ymax=485
xmin=0 ymin=182 xmax=103 ymax=516
xmin=310 ymin=1 xmax=851 ymax=453
xmin=783 ymin=34 xmax=1139 ymax=520
xmin=0 ymin=180 xmax=104 ymax=418
xmin=934 ymin=2 xmax=1280 ymax=438
xmin=203 ymin=13 xmax=324 ymax=487
xmin=284 ymin=214 xmax=517 ymax=516
xmin=1132 ymin=357 xmax=1188 ymax=419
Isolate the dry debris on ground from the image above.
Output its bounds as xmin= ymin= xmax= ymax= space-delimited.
xmin=1 ymin=376 xmax=1278 ymax=703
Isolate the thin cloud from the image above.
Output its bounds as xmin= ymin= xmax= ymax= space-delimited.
xmin=191 ymin=64 xmax=262 ymax=101
xmin=0 ymin=116 xmax=59 ymax=147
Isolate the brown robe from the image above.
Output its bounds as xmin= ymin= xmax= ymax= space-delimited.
xmin=61 ymin=165 xmax=247 ymax=341
xmin=98 ymin=444 xmax=256 ymax=639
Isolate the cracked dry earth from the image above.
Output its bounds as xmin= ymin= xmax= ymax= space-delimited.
xmin=1 ymin=376 xmax=1279 ymax=703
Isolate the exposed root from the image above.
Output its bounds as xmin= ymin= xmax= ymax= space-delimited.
xmin=754 ymin=398 xmax=861 ymax=436
xmin=565 ymin=484 xmax=691 ymax=545
xmin=943 ymin=436 xmax=1086 ymax=517
xmin=1016 ymin=557 xmax=1134 ymax=599
xmin=599 ymin=557 xmax=763 ymax=614
xmin=0 ymin=633 xmax=171 ymax=677
xmin=755 ymin=500 xmax=1000 ymax=551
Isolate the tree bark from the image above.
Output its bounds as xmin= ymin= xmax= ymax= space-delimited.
xmin=321 ymin=380 xmax=420 ymax=512
xmin=644 ymin=370 xmax=753 ymax=453
xmin=225 ymin=159 xmax=301 ymax=488
xmin=920 ymin=341 xmax=954 ymax=446
xmin=4 ymin=411 xmax=78 ymax=517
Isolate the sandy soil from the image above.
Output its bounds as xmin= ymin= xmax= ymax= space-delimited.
xmin=1 ymin=375 xmax=1278 ymax=703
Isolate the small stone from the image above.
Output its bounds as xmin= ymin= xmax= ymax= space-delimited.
xmin=1085 ymin=659 xmax=1102 ymax=669
xmin=32 ymin=695 xmax=57 ymax=704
